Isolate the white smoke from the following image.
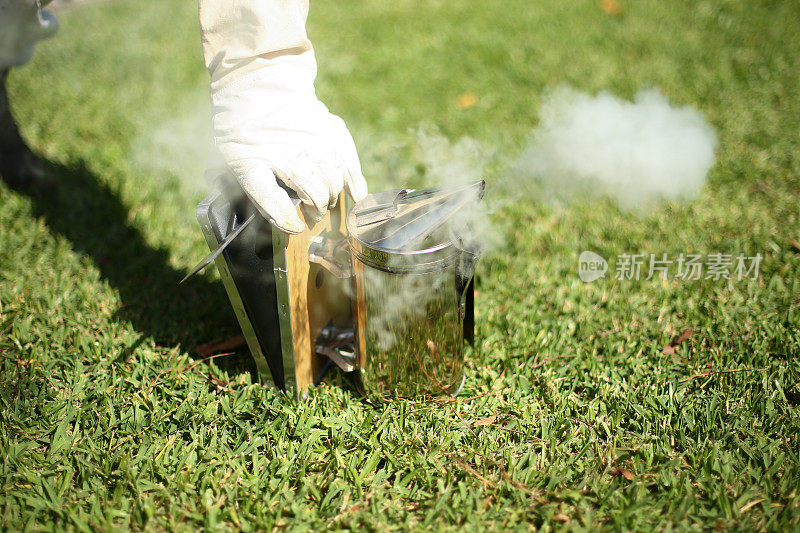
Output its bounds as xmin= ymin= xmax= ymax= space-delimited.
xmin=414 ymin=125 xmax=504 ymax=254
xmin=415 ymin=127 xmax=491 ymax=189
xmin=130 ymin=98 xmax=211 ymax=198
xmin=365 ymin=87 xmax=718 ymax=261
xmin=514 ymin=87 xmax=718 ymax=210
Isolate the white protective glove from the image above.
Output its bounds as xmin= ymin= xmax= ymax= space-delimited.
xmin=0 ymin=0 xmax=58 ymax=69
xmin=199 ymin=0 xmax=367 ymax=234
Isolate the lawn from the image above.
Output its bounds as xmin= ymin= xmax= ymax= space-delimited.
xmin=2 ymin=0 xmax=800 ymax=530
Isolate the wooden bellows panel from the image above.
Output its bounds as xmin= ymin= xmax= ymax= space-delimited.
xmin=282 ymin=193 xmax=352 ymax=394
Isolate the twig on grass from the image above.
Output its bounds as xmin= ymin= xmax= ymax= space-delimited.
xmin=432 ymin=390 xmax=492 ymax=404
xmin=103 ymin=352 xmax=238 ymax=450
xmin=451 ymin=406 xmax=479 ymax=440
xmin=452 ymin=457 xmax=495 ymax=489
xmin=739 ymin=498 xmax=766 ymax=514
xmin=678 ymin=367 xmax=768 ymax=384
xmin=409 ymin=344 xmax=452 ymax=396
xmin=530 ymin=352 xmax=579 ymax=369
xmin=470 ymin=450 xmax=543 ymax=498
xmin=567 ymin=415 xmax=603 ymax=437
xmin=433 ymin=368 xmax=508 ymax=405
xmin=143 ymin=351 xmax=237 ymax=395
xmin=447 ymin=450 xmax=544 ymax=500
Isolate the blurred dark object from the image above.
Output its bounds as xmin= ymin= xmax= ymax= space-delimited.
xmin=0 ymin=68 xmax=49 ymax=191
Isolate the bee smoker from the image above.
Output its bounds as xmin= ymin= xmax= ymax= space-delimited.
xmin=193 ymin=179 xmax=484 ymax=398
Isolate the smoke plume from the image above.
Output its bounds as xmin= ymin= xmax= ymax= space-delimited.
xmin=414 ymin=126 xmax=503 ymax=254
xmin=130 ymin=98 xmax=211 ymax=198
xmin=514 ymin=87 xmax=718 ymax=210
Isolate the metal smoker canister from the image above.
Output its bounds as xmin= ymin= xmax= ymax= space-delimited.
xmin=345 ymin=182 xmax=485 ymax=397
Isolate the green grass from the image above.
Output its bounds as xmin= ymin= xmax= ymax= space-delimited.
xmin=2 ymin=0 xmax=800 ymax=529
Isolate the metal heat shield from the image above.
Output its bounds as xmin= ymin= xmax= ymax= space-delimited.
xmin=196 ymin=189 xmax=297 ymax=390
xmin=197 ymin=186 xmax=353 ymax=398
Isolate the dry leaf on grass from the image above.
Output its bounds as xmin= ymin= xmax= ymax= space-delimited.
xmin=609 ymin=467 xmax=636 ymax=481
xmin=552 ymin=513 xmax=570 ymax=523
xmin=472 ymin=414 xmax=498 ymax=427
xmin=207 ymin=375 xmax=229 ymax=393
xmin=598 ymin=0 xmax=622 ymax=15
xmin=455 ymin=92 xmax=478 ymax=109
xmin=426 ymin=340 xmax=439 ymax=360
xmin=195 ymin=335 xmax=246 ymax=357
xmin=663 ymin=327 xmax=694 ymax=355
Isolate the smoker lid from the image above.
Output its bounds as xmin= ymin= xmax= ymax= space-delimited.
xmin=346 ymin=181 xmax=485 ymax=271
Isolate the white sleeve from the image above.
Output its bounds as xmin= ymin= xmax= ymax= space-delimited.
xmin=198 ymin=0 xmax=313 ymax=92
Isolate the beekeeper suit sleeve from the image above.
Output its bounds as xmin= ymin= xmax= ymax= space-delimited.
xmin=199 ymin=0 xmax=368 ymax=234
xmin=0 ymin=0 xmax=58 ymax=69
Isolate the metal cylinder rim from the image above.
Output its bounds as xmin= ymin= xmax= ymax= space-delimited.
xmin=347 ymin=235 xmax=460 ymax=273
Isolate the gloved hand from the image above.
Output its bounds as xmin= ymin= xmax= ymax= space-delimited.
xmin=0 ymin=0 xmax=59 ymax=69
xmin=199 ymin=0 xmax=367 ymax=234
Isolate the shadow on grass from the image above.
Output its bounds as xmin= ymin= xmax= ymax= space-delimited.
xmin=6 ymin=157 xmax=256 ymax=379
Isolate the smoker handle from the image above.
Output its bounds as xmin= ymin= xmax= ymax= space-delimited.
xmin=180 ymin=213 xmax=256 ymax=284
